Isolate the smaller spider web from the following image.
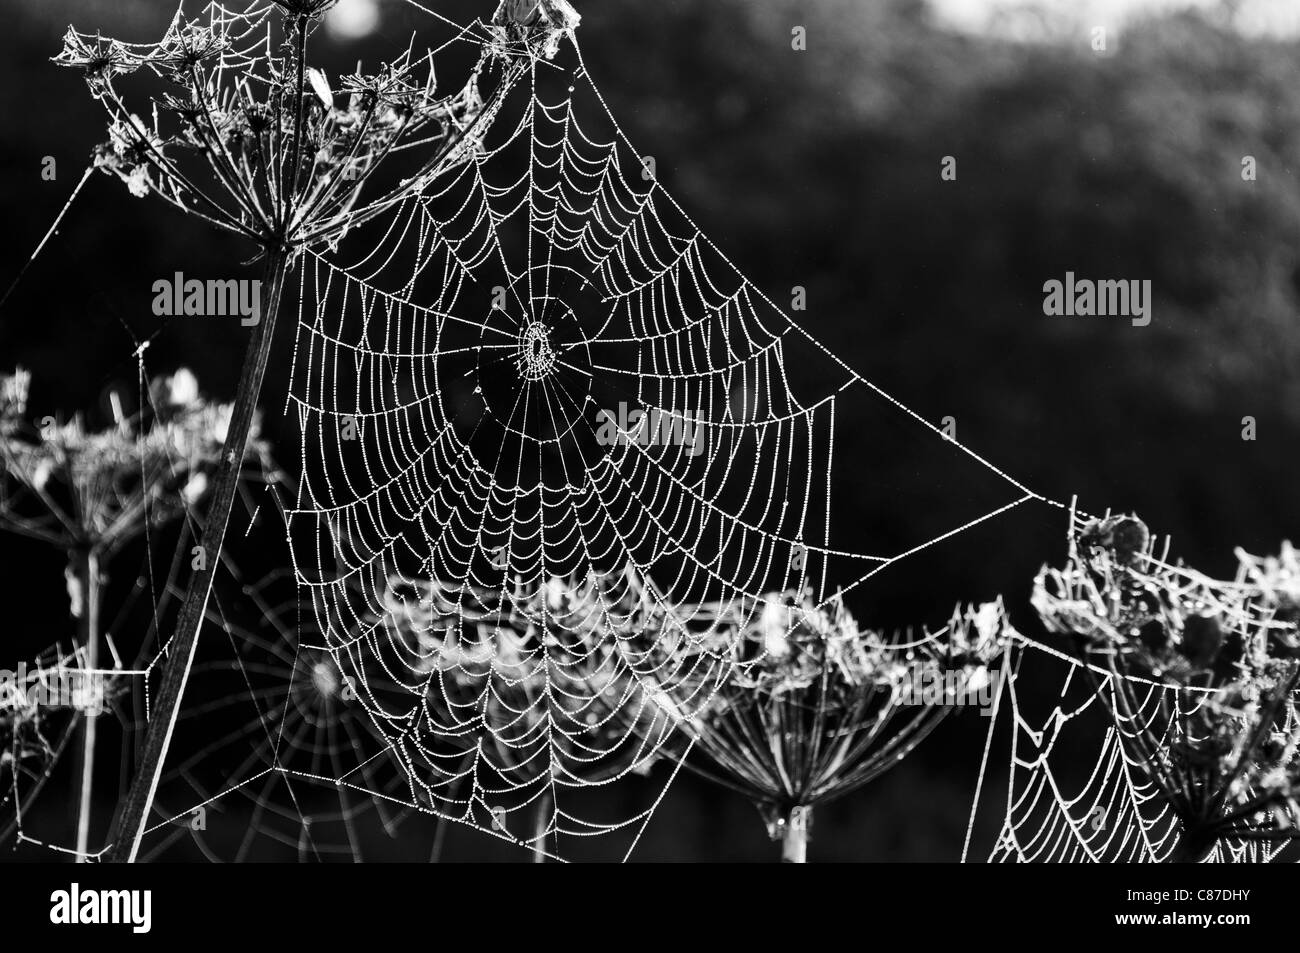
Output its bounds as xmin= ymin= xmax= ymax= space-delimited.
xmin=140 ymin=565 xmax=434 ymax=862
xmin=968 ymin=637 xmax=1296 ymax=863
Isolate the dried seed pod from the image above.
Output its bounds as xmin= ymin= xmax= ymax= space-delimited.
xmin=1138 ymin=619 xmax=1168 ymax=653
xmin=1106 ymin=515 xmax=1150 ymax=565
xmin=1180 ymin=614 xmax=1224 ymax=669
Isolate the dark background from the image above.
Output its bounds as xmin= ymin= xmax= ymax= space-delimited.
xmin=1 ymin=0 xmax=1297 ymax=861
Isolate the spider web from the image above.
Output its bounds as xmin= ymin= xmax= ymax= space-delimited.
xmin=142 ymin=559 xmax=443 ymax=863
xmin=963 ymin=509 xmax=1300 ymax=865
xmin=281 ymin=16 xmax=1065 ymax=857
xmin=5 ymin=1 xmax=1120 ymax=862
xmin=968 ymin=639 xmax=1293 ymax=863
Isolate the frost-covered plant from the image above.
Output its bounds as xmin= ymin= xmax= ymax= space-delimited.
xmin=363 ymin=566 xmax=659 ymax=859
xmin=52 ymin=3 xmax=541 ymax=242
xmin=0 ymin=368 xmax=261 ymax=557
xmin=0 ymin=646 xmax=128 ymax=849
xmin=647 ymin=589 xmax=1014 ymax=862
xmin=0 ymin=366 xmax=264 ymax=861
xmin=490 ymin=0 xmax=581 ymax=60
xmin=1033 ymin=513 xmax=1300 ymax=861
xmin=53 ymin=0 xmax=576 ymax=861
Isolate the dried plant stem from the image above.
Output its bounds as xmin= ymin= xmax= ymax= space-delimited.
xmin=104 ymin=250 xmax=290 ymax=863
xmin=781 ymin=806 xmax=811 ymax=863
xmin=73 ymin=548 xmax=101 ymax=863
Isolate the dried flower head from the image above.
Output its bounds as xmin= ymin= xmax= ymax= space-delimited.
xmin=0 ymin=367 xmax=30 ymax=435
xmin=349 ymin=566 xmax=662 ymax=820
xmin=641 ymin=587 xmax=1015 ymax=854
xmin=53 ymin=28 xmax=142 ymax=97
xmin=1033 ymin=511 xmax=1300 ymax=858
xmin=491 ymin=0 xmax=582 ymax=61
xmin=54 ymin=2 xmax=555 ymax=253
xmin=0 ymin=367 xmax=267 ymax=562
xmin=93 ymin=114 xmax=165 ymax=198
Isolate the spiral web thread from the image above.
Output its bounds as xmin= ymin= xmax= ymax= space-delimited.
xmin=280 ymin=18 xmax=1073 ymax=858
xmin=8 ymin=2 xmax=1139 ymax=861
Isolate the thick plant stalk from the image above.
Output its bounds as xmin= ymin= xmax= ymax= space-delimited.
xmin=104 ymin=251 xmax=289 ymax=862
xmin=73 ymin=548 xmax=101 ymax=863
xmin=781 ymin=806 xmax=811 ymax=863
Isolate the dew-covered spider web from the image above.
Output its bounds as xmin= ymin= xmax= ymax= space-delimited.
xmin=963 ymin=508 xmax=1300 ymax=864
xmin=279 ymin=17 xmax=1069 ymax=858
xmin=14 ymin=0 xmax=1258 ymax=863
xmin=966 ymin=641 xmax=1294 ymax=863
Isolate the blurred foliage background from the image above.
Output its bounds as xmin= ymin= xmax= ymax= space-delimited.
xmin=0 ymin=0 xmax=1297 ymax=860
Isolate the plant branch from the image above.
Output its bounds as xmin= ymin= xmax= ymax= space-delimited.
xmin=103 ymin=250 xmax=290 ymax=862
xmin=73 ymin=547 xmax=102 ymax=862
